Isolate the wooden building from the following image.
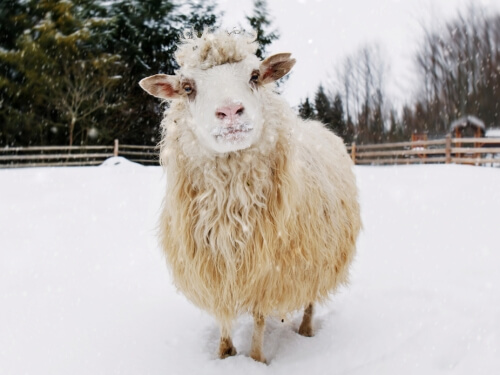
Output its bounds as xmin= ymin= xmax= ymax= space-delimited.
xmin=450 ymin=116 xmax=485 ymax=138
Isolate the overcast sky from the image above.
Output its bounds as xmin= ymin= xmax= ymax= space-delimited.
xmin=217 ymin=0 xmax=500 ymax=108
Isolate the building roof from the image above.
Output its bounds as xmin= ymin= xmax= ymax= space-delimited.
xmin=450 ymin=115 xmax=485 ymax=132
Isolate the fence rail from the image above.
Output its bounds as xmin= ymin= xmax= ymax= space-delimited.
xmin=347 ymin=135 xmax=500 ymax=166
xmin=1 ymin=136 xmax=500 ymax=168
xmin=0 ymin=140 xmax=158 ymax=168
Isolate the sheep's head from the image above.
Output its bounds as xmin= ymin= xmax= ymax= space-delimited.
xmin=139 ymin=31 xmax=295 ymax=154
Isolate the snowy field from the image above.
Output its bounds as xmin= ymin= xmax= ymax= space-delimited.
xmin=1 ymin=158 xmax=499 ymax=374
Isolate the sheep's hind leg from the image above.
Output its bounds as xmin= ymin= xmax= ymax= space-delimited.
xmin=298 ymin=303 xmax=314 ymax=337
xmin=250 ymin=313 xmax=267 ymax=364
xmin=218 ymin=324 xmax=237 ymax=359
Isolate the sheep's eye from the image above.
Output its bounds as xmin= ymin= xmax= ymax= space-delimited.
xmin=183 ymin=84 xmax=193 ymax=94
xmin=250 ymin=71 xmax=260 ymax=84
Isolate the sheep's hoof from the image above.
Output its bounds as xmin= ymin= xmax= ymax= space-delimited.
xmin=298 ymin=324 xmax=314 ymax=337
xmin=218 ymin=338 xmax=237 ymax=359
xmin=250 ymin=352 xmax=267 ymax=364
xmin=219 ymin=346 xmax=237 ymax=359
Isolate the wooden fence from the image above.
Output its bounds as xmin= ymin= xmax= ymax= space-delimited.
xmin=1 ymin=136 xmax=500 ymax=168
xmin=347 ymin=135 xmax=500 ymax=166
xmin=0 ymin=140 xmax=158 ymax=168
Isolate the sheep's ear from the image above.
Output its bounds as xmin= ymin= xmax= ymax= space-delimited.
xmin=259 ymin=53 xmax=296 ymax=85
xmin=139 ymin=74 xmax=180 ymax=99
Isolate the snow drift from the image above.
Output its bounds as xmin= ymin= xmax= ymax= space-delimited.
xmin=0 ymin=162 xmax=499 ymax=374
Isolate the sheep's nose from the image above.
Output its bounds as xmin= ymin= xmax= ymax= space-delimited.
xmin=215 ymin=103 xmax=245 ymax=121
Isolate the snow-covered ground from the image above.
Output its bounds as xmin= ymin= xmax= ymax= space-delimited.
xmin=1 ymin=159 xmax=499 ymax=374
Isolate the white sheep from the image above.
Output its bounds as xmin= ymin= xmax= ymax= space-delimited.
xmin=139 ymin=30 xmax=361 ymax=364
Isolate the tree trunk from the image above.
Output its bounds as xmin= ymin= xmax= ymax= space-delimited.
xmin=69 ymin=117 xmax=76 ymax=147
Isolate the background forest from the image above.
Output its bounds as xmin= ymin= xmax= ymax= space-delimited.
xmin=300 ymin=5 xmax=500 ymax=144
xmin=1 ymin=0 xmax=499 ymax=147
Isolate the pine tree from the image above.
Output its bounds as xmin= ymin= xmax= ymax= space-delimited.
xmin=0 ymin=0 xmax=123 ymax=146
xmin=332 ymin=93 xmax=355 ymax=143
xmin=1 ymin=0 xmax=222 ymax=147
xmin=370 ymin=94 xmax=385 ymax=143
xmin=346 ymin=115 xmax=356 ymax=144
xmin=104 ymin=0 xmax=220 ymax=145
xmin=107 ymin=0 xmax=180 ymax=76
xmin=0 ymin=0 xmax=34 ymax=146
xmin=356 ymin=104 xmax=370 ymax=144
xmin=298 ymin=97 xmax=316 ymax=120
xmin=387 ymin=109 xmax=406 ymax=142
xmin=314 ymin=85 xmax=333 ymax=128
xmin=183 ymin=0 xmax=220 ymax=36
xmin=0 ymin=0 xmax=31 ymax=51
xmin=330 ymin=94 xmax=347 ymax=137
xmin=246 ymin=0 xmax=279 ymax=59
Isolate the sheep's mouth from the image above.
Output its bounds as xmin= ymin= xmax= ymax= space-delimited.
xmin=211 ymin=124 xmax=254 ymax=141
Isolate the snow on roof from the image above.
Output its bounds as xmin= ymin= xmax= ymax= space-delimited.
xmin=450 ymin=115 xmax=485 ymax=131
xmin=485 ymin=128 xmax=500 ymax=138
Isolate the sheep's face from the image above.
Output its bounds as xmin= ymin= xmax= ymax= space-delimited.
xmin=181 ymin=58 xmax=264 ymax=153
xmin=140 ymin=53 xmax=295 ymax=154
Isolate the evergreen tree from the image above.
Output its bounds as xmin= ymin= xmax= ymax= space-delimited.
xmin=330 ymin=93 xmax=347 ymax=138
xmin=104 ymin=0 xmax=221 ymax=145
xmin=183 ymin=0 xmax=220 ymax=36
xmin=107 ymin=0 xmax=180 ymax=76
xmin=314 ymin=85 xmax=333 ymax=128
xmin=300 ymin=90 xmax=353 ymax=143
xmin=101 ymin=0 xmax=181 ymax=145
xmin=246 ymin=0 xmax=279 ymax=59
xmin=0 ymin=0 xmax=123 ymax=146
xmin=0 ymin=0 xmax=34 ymax=146
xmin=0 ymin=0 xmax=31 ymax=51
xmin=346 ymin=115 xmax=356 ymax=143
xmin=387 ymin=109 xmax=406 ymax=142
xmin=69 ymin=0 xmax=107 ymax=20
xmin=298 ymin=97 xmax=316 ymax=120
xmin=370 ymin=103 xmax=384 ymax=143
xmin=1 ymin=0 xmax=222 ymax=147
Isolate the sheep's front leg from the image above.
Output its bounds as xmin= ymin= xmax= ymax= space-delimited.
xmin=298 ymin=303 xmax=314 ymax=337
xmin=250 ymin=313 xmax=267 ymax=363
xmin=218 ymin=324 xmax=237 ymax=359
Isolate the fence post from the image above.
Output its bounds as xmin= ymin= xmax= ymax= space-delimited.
xmin=114 ymin=139 xmax=119 ymax=157
xmin=445 ymin=134 xmax=451 ymax=164
xmin=351 ymin=142 xmax=356 ymax=164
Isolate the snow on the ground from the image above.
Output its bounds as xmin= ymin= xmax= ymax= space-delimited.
xmin=1 ymin=160 xmax=499 ymax=374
